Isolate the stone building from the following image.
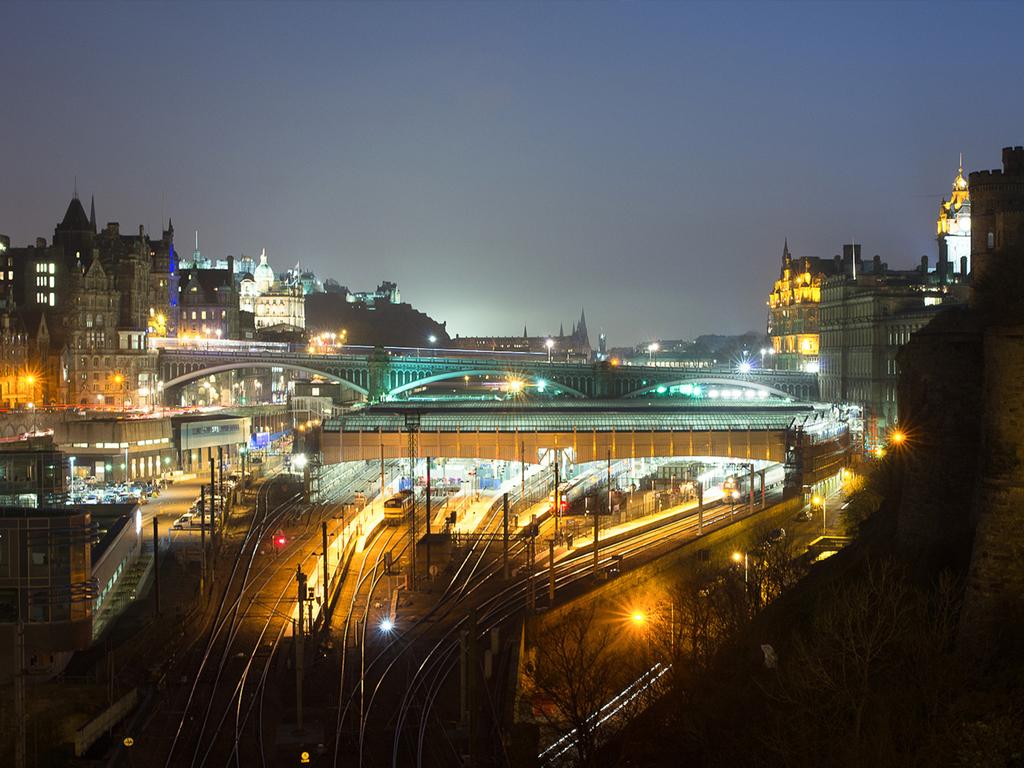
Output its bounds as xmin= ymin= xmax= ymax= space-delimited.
xmin=818 ymin=257 xmax=961 ymax=449
xmin=254 ymin=283 xmax=305 ymax=332
xmin=177 ymin=259 xmax=239 ymax=339
xmin=3 ymin=194 xmax=174 ymax=409
xmin=451 ymin=309 xmax=592 ymax=361
xmin=936 ymin=158 xmax=972 ymax=284
xmin=896 ymin=146 xmax=1024 ymax=653
xmin=766 ymin=241 xmax=846 ymax=372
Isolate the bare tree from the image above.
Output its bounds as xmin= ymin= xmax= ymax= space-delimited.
xmin=524 ymin=603 xmax=643 ymax=767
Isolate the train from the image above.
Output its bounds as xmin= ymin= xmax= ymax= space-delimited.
xmin=383 ymin=489 xmax=415 ymax=525
xmin=721 ymin=464 xmax=786 ymax=502
xmin=565 ymin=489 xmax=629 ymax=516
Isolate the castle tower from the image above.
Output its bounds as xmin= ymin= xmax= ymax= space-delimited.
xmin=936 ymin=157 xmax=971 ymax=283
xmin=959 ymin=146 xmax=1024 ymax=650
xmin=969 ymin=147 xmax=1024 ymax=312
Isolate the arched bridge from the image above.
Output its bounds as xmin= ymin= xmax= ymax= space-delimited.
xmin=154 ymin=339 xmax=820 ymax=403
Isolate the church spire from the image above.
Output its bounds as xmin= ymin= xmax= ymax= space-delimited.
xmin=523 ymin=324 xmax=528 ymax=338
xmin=559 ymin=322 xmax=564 ymax=337
xmin=89 ymin=195 xmax=96 ymax=232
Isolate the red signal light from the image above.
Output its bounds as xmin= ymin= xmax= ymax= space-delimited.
xmin=274 ymin=533 xmax=286 ymax=548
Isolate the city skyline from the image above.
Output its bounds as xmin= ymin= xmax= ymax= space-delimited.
xmin=4 ymin=2 xmax=1024 ymax=341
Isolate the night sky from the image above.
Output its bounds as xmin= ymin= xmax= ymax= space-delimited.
xmin=3 ymin=2 xmax=1023 ymax=345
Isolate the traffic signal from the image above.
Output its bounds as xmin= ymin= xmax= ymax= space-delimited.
xmin=274 ymin=530 xmax=287 ymax=550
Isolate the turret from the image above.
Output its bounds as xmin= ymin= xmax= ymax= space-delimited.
xmin=969 ymin=146 xmax=1024 ymax=315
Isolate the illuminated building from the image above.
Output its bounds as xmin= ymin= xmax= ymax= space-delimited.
xmin=766 ymin=241 xmax=844 ymax=372
xmin=936 ymin=157 xmax=971 ymax=283
xmin=451 ymin=309 xmax=592 ymax=361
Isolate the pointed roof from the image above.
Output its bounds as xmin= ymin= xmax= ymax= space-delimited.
xmin=559 ymin=322 xmax=564 ymax=337
xmin=89 ymin=196 xmax=97 ymax=232
xmin=59 ymin=196 xmax=91 ymax=232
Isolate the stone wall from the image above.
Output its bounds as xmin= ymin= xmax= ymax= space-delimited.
xmin=894 ymin=306 xmax=984 ymax=571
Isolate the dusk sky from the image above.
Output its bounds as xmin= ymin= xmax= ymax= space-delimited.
xmin=4 ymin=1 xmax=1023 ymax=345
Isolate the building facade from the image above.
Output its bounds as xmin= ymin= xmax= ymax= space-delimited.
xmin=819 ymin=262 xmax=962 ymax=448
xmin=767 ymin=241 xmax=848 ymax=372
xmin=254 ymin=284 xmax=305 ymax=331
xmin=451 ymin=309 xmax=592 ymax=361
xmin=936 ymin=159 xmax=972 ymax=283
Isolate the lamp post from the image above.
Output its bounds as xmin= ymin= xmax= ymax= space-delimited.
xmin=812 ymin=494 xmax=826 ymax=534
xmin=26 ymin=402 xmax=35 ymax=434
xmin=732 ymin=550 xmax=748 ymax=583
xmin=69 ymin=456 xmax=76 ymax=504
xmin=112 ymin=373 xmax=125 ymax=413
xmin=545 ymin=338 xmax=554 ymax=364
xmin=647 ymin=342 xmax=659 ymax=365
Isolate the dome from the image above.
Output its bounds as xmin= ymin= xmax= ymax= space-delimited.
xmin=254 ymin=248 xmax=275 ymax=293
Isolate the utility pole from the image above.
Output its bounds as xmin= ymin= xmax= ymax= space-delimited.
xmin=697 ymin=481 xmax=704 ymax=534
xmin=322 ymin=521 xmax=329 ymax=623
xmin=209 ymin=456 xmax=217 ymax=539
xmin=15 ymin=620 xmax=25 ymax=768
xmin=459 ymin=625 xmax=469 ymax=727
xmin=597 ymin=450 xmax=608 ymax=575
xmin=218 ymin=446 xmax=224 ymax=509
xmin=379 ymin=442 xmax=385 ymax=500
xmin=296 ymin=564 xmax=306 ymax=734
xmin=553 ymin=450 xmax=560 ymax=538
xmin=153 ymin=518 xmax=160 ymax=616
xmin=526 ymin=520 xmax=537 ymax=612
xmin=199 ymin=485 xmax=207 ymax=591
xmin=502 ymin=492 xmax=510 ymax=580
xmin=548 ymin=538 xmax=556 ymax=603
xmin=425 ymin=457 xmax=432 ymax=580
xmin=405 ymin=415 xmax=419 ymax=590
xmin=466 ymin=607 xmax=480 ymax=765
xmin=521 ymin=440 xmax=526 ymax=509
xmin=760 ymin=468 xmax=767 ymax=508
xmin=749 ymin=463 xmax=755 ymax=514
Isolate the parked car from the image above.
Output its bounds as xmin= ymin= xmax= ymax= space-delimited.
xmin=767 ymin=527 xmax=786 ymax=543
xmin=172 ymin=513 xmax=194 ymax=530
xmin=795 ymin=509 xmax=813 ymax=522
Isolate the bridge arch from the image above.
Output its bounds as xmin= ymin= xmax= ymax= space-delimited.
xmin=623 ymin=376 xmax=796 ymax=402
xmin=386 ymin=368 xmax=588 ymax=399
xmin=162 ymin=361 xmax=369 ymax=396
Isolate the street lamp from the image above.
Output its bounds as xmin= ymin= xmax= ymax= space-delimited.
xmin=731 ymin=550 xmax=749 ymax=583
xmin=545 ymin=338 xmax=554 ymax=363
xmin=69 ymin=456 xmax=76 ymax=504
xmin=812 ymin=494 xmax=826 ymax=534
xmin=647 ymin=342 xmax=659 ymax=365
xmin=112 ymin=373 xmax=125 ymax=412
xmin=760 ymin=347 xmax=767 ymax=369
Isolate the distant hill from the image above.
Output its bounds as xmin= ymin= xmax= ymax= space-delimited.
xmin=304 ymin=294 xmax=451 ymax=347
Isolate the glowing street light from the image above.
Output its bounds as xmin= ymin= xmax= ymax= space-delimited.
xmin=379 ymin=617 xmax=394 ymax=633
xmin=647 ymin=342 xmax=659 ymax=365
xmin=428 ymin=335 xmax=437 ymax=345
xmin=630 ymin=610 xmax=647 ymax=626
xmin=545 ymin=338 xmax=555 ymax=363
xmin=738 ymin=359 xmax=753 ymax=374
xmin=732 ymin=550 xmax=749 ymax=583
xmin=889 ymin=429 xmax=906 ymax=446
